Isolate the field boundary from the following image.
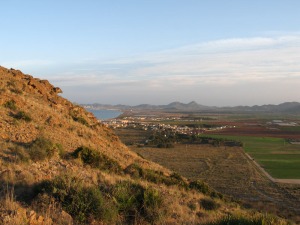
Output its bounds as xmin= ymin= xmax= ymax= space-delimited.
xmin=244 ymin=153 xmax=300 ymax=184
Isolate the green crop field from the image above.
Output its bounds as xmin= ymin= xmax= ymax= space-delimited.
xmin=200 ymin=134 xmax=300 ymax=179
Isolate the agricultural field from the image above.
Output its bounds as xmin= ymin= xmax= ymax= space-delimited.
xmin=131 ymin=144 xmax=300 ymax=223
xmin=113 ymin=112 xmax=300 ymax=223
xmin=201 ymin=134 xmax=300 ymax=179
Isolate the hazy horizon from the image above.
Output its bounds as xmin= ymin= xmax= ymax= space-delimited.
xmin=1 ymin=1 xmax=300 ymax=106
xmin=83 ymin=100 xmax=300 ymax=108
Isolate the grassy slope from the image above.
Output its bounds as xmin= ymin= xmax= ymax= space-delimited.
xmin=1 ymin=66 xmax=292 ymax=224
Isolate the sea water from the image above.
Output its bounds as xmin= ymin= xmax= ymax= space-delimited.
xmin=87 ymin=109 xmax=122 ymax=120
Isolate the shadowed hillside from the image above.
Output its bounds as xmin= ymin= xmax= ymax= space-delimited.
xmin=0 ymin=66 xmax=291 ymax=224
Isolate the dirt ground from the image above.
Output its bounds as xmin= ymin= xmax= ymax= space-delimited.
xmin=132 ymin=144 xmax=300 ymax=224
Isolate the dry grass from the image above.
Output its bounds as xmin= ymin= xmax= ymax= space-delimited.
xmin=132 ymin=144 xmax=300 ymax=223
xmin=0 ymin=187 xmax=28 ymax=225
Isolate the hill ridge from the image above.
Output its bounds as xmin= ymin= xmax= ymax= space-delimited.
xmin=0 ymin=66 xmax=290 ymax=224
xmin=83 ymin=100 xmax=300 ymax=113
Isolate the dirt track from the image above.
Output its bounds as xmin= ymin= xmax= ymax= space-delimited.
xmin=132 ymin=144 xmax=300 ymax=224
xmin=245 ymin=152 xmax=300 ymax=185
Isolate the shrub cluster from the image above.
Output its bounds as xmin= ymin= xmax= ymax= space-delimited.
xmin=3 ymin=99 xmax=17 ymax=110
xmin=113 ymin=181 xmax=165 ymax=224
xmin=200 ymin=198 xmax=220 ymax=211
xmin=35 ymin=175 xmax=117 ymax=224
xmin=147 ymin=130 xmax=176 ymax=148
xmin=28 ymin=137 xmax=60 ymax=161
xmin=13 ymin=110 xmax=32 ymax=122
xmin=189 ymin=180 xmax=223 ymax=199
xmin=35 ymin=175 xmax=166 ymax=224
xmin=10 ymin=145 xmax=30 ymax=162
xmin=72 ymin=146 xmax=122 ymax=173
xmin=125 ymin=163 xmax=188 ymax=188
xmin=73 ymin=116 xmax=89 ymax=126
xmin=69 ymin=110 xmax=89 ymax=126
xmin=125 ymin=165 xmax=223 ymax=198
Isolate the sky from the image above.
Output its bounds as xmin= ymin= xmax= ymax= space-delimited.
xmin=1 ymin=0 xmax=300 ymax=106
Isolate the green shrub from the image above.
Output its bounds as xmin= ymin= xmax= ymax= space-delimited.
xmin=170 ymin=172 xmax=189 ymax=188
xmin=3 ymin=100 xmax=17 ymax=110
xmin=113 ymin=181 xmax=165 ymax=224
xmin=10 ymin=145 xmax=30 ymax=162
xmin=189 ymin=180 xmax=211 ymax=195
xmin=13 ymin=110 xmax=32 ymax=122
xmin=73 ymin=116 xmax=89 ymax=126
xmin=200 ymin=198 xmax=220 ymax=211
xmin=55 ymin=143 xmax=66 ymax=158
xmin=70 ymin=110 xmax=89 ymax=126
xmin=124 ymin=163 xmax=144 ymax=179
xmin=10 ymin=88 xmax=23 ymax=94
xmin=72 ymin=146 xmax=122 ymax=173
xmin=143 ymin=187 xmax=165 ymax=223
xmin=35 ymin=175 xmax=117 ymax=224
xmin=189 ymin=180 xmax=223 ymax=199
xmin=113 ymin=181 xmax=144 ymax=219
xmin=28 ymin=137 xmax=56 ymax=161
xmin=124 ymin=164 xmax=189 ymax=188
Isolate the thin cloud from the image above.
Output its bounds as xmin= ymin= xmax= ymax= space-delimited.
xmin=31 ymin=34 xmax=300 ymax=105
xmin=2 ymin=60 xmax=54 ymax=69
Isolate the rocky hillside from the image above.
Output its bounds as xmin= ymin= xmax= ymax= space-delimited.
xmin=0 ymin=66 xmax=290 ymax=225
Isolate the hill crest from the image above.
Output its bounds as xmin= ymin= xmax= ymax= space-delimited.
xmin=0 ymin=66 xmax=290 ymax=224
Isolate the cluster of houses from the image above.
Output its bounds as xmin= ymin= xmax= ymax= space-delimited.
xmin=102 ymin=116 xmax=233 ymax=135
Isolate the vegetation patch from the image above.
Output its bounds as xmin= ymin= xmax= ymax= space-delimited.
xmin=3 ymin=99 xmax=17 ymax=110
xmin=72 ymin=146 xmax=122 ymax=173
xmin=70 ymin=110 xmax=89 ymax=126
xmin=144 ymin=129 xmax=243 ymax=148
xmin=125 ymin=163 xmax=188 ymax=188
xmin=12 ymin=110 xmax=32 ymax=122
xmin=113 ymin=181 xmax=165 ymax=224
xmin=9 ymin=145 xmax=30 ymax=163
xmin=35 ymin=175 xmax=117 ymax=224
xmin=200 ymin=198 xmax=220 ymax=211
xmin=189 ymin=180 xmax=223 ymax=199
xmin=28 ymin=137 xmax=58 ymax=161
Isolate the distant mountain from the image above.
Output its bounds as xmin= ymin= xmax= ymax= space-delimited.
xmin=82 ymin=101 xmax=300 ymax=113
xmin=223 ymin=102 xmax=300 ymax=113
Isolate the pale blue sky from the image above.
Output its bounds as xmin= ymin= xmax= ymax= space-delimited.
xmin=1 ymin=1 xmax=300 ymax=106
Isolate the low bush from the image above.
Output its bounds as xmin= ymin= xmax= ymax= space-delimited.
xmin=72 ymin=146 xmax=122 ymax=173
xmin=189 ymin=180 xmax=223 ymax=199
xmin=35 ymin=175 xmax=118 ymax=224
xmin=113 ymin=181 xmax=144 ymax=221
xmin=200 ymin=198 xmax=220 ymax=211
xmin=10 ymin=145 xmax=30 ymax=163
xmin=189 ymin=180 xmax=211 ymax=195
xmin=124 ymin=164 xmax=188 ymax=188
xmin=13 ymin=110 xmax=32 ymax=122
xmin=55 ymin=143 xmax=66 ymax=158
xmin=113 ymin=181 xmax=165 ymax=224
xmin=10 ymin=88 xmax=23 ymax=94
xmin=73 ymin=116 xmax=89 ymax=126
xmin=143 ymin=187 xmax=165 ymax=223
xmin=28 ymin=137 xmax=56 ymax=161
xmin=70 ymin=110 xmax=89 ymax=126
xmin=3 ymin=100 xmax=17 ymax=110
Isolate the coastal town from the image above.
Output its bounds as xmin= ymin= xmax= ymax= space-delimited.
xmin=101 ymin=115 xmax=235 ymax=135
